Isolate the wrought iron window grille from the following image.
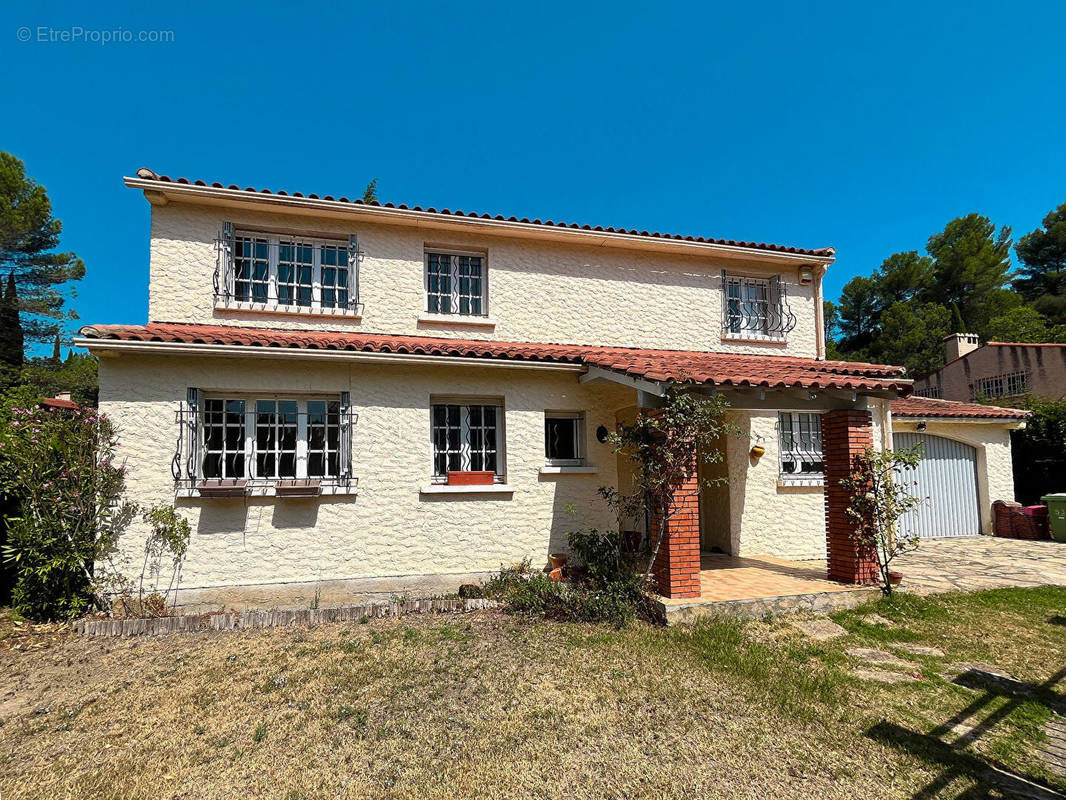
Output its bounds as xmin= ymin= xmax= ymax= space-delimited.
xmin=214 ymin=224 xmax=362 ymax=314
xmin=430 ymin=402 xmax=504 ymax=482
xmin=425 ymin=251 xmax=489 ymax=317
xmin=172 ymin=393 xmax=358 ymax=492
xmin=777 ymin=411 xmax=824 ymax=481
xmin=721 ymin=272 xmax=797 ymax=340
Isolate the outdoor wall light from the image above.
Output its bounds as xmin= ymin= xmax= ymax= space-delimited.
xmin=596 ymin=425 xmax=610 ymax=444
xmin=916 ymin=421 xmax=928 ymax=432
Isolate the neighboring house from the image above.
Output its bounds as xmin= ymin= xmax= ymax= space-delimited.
xmin=914 ymin=333 xmax=1066 ymax=404
xmin=76 ymin=169 xmax=1019 ymax=609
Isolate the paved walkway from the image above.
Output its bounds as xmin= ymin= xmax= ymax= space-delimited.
xmin=695 ymin=554 xmax=858 ymax=602
xmin=893 ymin=537 xmax=1066 ymax=595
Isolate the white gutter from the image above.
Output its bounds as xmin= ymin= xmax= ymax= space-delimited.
xmin=814 ymin=264 xmax=827 ymax=360
xmin=124 ymin=177 xmax=837 ymax=267
xmin=73 ymin=337 xmax=587 ymax=372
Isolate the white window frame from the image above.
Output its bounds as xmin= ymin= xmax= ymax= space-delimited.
xmin=429 ymin=397 xmax=505 ymax=483
xmin=424 ymin=249 xmax=488 ymax=317
xmin=200 ymin=394 xmax=345 ymax=482
xmin=915 ymin=386 xmax=942 ymax=399
xmin=970 ymin=371 xmax=1028 ymax=400
xmin=230 ymin=230 xmax=354 ymax=313
xmin=544 ymin=411 xmax=585 ymax=467
xmin=777 ymin=411 xmax=824 ymax=485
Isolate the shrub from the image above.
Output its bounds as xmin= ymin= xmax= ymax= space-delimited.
xmin=567 ymin=528 xmax=629 ymax=588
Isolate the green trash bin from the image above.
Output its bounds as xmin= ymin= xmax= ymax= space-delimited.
xmin=1042 ymin=494 xmax=1066 ymax=542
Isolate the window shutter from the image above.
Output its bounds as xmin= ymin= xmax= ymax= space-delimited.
xmin=186 ymin=387 xmax=201 ymax=481
xmin=339 ymin=391 xmax=352 ymax=479
xmin=216 ymin=222 xmax=234 ymax=301
xmin=347 ymin=235 xmax=359 ymax=309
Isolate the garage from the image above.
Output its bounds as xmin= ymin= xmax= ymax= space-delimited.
xmin=895 ymin=432 xmax=980 ymax=539
xmin=891 ymin=397 xmax=1028 ymax=539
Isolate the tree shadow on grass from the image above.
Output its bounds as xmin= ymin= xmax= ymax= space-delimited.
xmin=866 ymin=666 xmax=1066 ymax=799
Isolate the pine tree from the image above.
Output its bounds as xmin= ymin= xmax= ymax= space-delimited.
xmin=0 ymin=153 xmax=85 ymax=345
xmin=362 ymin=179 xmax=378 ymax=203
xmin=926 ymin=214 xmax=1012 ymax=332
xmin=0 ymin=271 xmax=24 ymax=368
xmin=1015 ymin=201 xmax=1066 ymax=325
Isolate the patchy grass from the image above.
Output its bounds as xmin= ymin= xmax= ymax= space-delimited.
xmin=0 ymin=588 xmax=1063 ymax=799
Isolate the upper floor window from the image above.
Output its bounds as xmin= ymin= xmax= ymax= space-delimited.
xmin=778 ymin=411 xmax=823 ymax=483
xmin=914 ymin=386 xmax=942 ymax=399
xmin=970 ymin=371 xmax=1029 ymax=400
xmin=722 ymin=273 xmax=796 ymax=341
xmin=430 ymin=399 xmax=504 ymax=482
xmin=216 ymin=224 xmax=359 ymax=315
xmin=425 ymin=251 xmax=487 ymax=316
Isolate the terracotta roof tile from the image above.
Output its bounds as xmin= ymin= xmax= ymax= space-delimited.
xmin=130 ymin=168 xmax=835 ymax=259
xmin=892 ymin=396 xmax=1027 ymax=419
xmin=79 ymin=322 xmax=909 ymax=393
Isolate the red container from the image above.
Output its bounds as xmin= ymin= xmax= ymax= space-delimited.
xmin=446 ymin=471 xmax=495 ymax=486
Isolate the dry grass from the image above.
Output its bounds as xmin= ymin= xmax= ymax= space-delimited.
xmin=0 ymin=587 xmax=1063 ymax=799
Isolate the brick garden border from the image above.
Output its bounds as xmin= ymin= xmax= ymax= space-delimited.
xmin=74 ymin=597 xmax=497 ymax=637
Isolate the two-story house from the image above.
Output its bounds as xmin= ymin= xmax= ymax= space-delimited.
xmin=76 ymin=170 xmax=1023 ymax=609
xmin=914 ymin=333 xmax=1066 ymax=405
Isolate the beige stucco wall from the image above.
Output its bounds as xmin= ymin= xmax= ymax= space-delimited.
xmin=145 ymin=202 xmax=820 ymax=357
xmin=100 ymin=353 xmax=633 ymax=594
xmin=890 ymin=419 xmax=1017 ymax=534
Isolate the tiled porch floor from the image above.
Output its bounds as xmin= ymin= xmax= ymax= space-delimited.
xmin=690 ymin=553 xmax=860 ymax=603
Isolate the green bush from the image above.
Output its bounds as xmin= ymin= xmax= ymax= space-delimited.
xmin=567 ymin=528 xmax=630 ymax=587
xmin=482 ymin=554 xmax=651 ymax=628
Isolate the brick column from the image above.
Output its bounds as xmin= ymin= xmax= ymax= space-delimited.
xmin=822 ymin=409 xmax=879 ymax=585
xmin=651 ymin=449 xmax=702 ymax=599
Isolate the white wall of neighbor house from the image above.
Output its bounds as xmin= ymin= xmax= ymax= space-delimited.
xmin=99 ymin=353 xmax=633 ymax=593
xmin=146 ymin=202 xmax=821 ymax=357
xmin=890 ymin=419 xmax=1018 ymax=534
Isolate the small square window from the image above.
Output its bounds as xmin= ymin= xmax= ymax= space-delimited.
xmin=544 ymin=412 xmax=583 ymax=466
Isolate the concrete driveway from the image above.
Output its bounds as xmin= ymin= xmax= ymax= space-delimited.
xmin=893 ymin=537 xmax=1066 ymax=595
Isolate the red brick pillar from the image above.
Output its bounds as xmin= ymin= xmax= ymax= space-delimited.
xmin=822 ymin=409 xmax=879 ymax=585
xmin=651 ymin=449 xmax=702 ymax=599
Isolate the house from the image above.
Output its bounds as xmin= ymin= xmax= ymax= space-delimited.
xmin=75 ymin=169 xmax=1021 ymax=609
xmin=914 ymin=333 xmax=1066 ymax=404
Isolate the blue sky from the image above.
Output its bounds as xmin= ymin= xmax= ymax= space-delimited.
xmin=4 ymin=0 xmax=1065 ymax=349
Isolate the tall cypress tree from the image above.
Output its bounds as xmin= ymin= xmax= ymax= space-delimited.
xmin=0 ymin=271 xmax=24 ymax=368
xmin=50 ymin=332 xmax=61 ymax=363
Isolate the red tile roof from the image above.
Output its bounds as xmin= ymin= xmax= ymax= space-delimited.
xmin=892 ymin=396 xmax=1027 ymax=420
xmin=129 ymin=169 xmax=835 ymax=259
xmin=79 ymin=322 xmax=910 ymax=393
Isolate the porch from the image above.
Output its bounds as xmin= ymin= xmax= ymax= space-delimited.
xmin=655 ymin=553 xmax=880 ymax=624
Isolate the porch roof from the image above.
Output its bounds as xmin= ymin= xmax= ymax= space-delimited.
xmin=78 ymin=321 xmax=911 ymax=393
xmin=891 ymin=396 xmax=1028 ymax=420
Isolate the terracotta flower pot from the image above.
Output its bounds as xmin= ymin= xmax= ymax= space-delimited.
xmin=548 ymin=553 xmax=570 ymax=570
xmin=888 ymin=570 xmax=903 ymax=586
xmin=447 ymin=471 xmax=495 ymax=486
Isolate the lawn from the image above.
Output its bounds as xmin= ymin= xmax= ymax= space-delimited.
xmin=0 ymin=587 xmax=1063 ymax=799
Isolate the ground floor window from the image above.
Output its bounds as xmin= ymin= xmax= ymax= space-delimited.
xmin=778 ymin=411 xmax=823 ymax=481
xmin=198 ymin=395 xmax=345 ymax=480
xmin=431 ymin=400 xmax=503 ymax=481
xmin=544 ymin=411 xmax=584 ymax=465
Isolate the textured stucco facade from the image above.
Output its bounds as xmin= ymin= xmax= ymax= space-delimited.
xmin=889 ymin=418 xmax=1017 ymax=534
xmin=101 ymin=353 xmax=635 ymax=597
xmin=146 ymin=202 xmax=821 ymax=356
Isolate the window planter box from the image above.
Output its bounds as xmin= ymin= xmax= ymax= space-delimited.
xmin=447 ymin=471 xmax=495 ymax=486
xmin=275 ymin=479 xmax=322 ymax=498
xmin=196 ymin=479 xmax=248 ymax=498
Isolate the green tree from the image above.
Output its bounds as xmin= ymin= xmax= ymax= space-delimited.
xmin=926 ymin=213 xmax=1012 ymax=331
xmin=1015 ymin=201 xmax=1066 ymax=325
xmin=0 ymin=153 xmax=85 ymax=345
xmin=837 ymin=275 xmax=882 ymax=351
xmin=876 ymin=251 xmax=933 ymax=306
xmin=874 ymin=301 xmax=952 ymax=375
xmin=984 ymin=305 xmax=1051 ymax=343
xmin=362 ymin=178 xmax=378 ymax=203
xmin=0 ymin=272 xmax=23 ymax=372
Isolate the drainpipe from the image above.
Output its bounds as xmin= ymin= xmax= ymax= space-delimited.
xmin=814 ymin=265 xmax=827 ymax=360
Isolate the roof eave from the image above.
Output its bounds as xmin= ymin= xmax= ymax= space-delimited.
xmin=123 ymin=177 xmax=837 ymax=266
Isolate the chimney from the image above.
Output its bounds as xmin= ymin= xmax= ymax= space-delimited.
xmin=55 ymin=391 xmax=72 ymax=402
xmin=944 ymin=333 xmax=980 ymax=362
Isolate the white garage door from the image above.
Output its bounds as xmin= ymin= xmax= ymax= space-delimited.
xmin=895 ymin=433 xmax=981 ymax=539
